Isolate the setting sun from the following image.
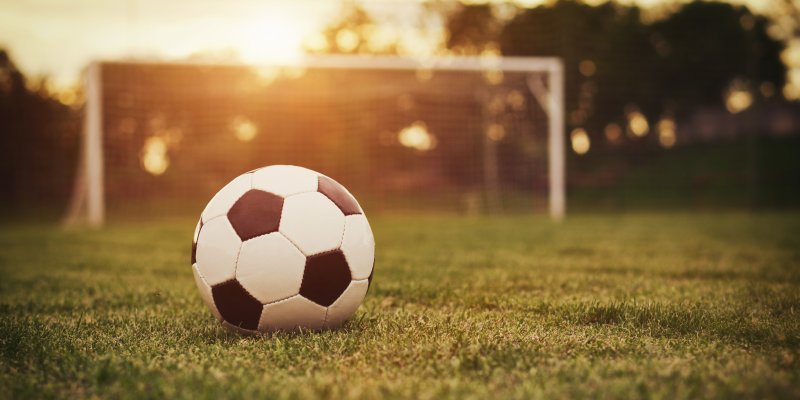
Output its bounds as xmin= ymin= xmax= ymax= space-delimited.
xmin=234 ymin=15 xmax=309 ymax=64
xmin=0 ymin=1 xmax=334 ymax=87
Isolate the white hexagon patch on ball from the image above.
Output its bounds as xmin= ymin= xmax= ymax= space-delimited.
xmin=191 ymin=165 xmax=375 ymax=334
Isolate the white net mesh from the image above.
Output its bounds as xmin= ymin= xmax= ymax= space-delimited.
xmin=93 ymin=57 xmax=554 ymax=217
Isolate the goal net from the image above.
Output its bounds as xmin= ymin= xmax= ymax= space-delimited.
xmin=65 ymin=55 xmax=564 ymax=226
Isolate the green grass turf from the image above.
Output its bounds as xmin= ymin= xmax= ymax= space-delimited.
xmin=1 ymin=213 xmax=799 ymax=399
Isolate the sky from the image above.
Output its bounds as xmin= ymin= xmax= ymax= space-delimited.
xmin=0 ymin=0 xmax=343 ymax=86
xmin=0 ymin=0 xmax=441 ymax=87
xmin=0 ymin=0 xmax=794 ymax=92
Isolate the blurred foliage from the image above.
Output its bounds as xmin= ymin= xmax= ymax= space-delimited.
xmin=649 ymin=2 xmax=785 ymax=110
xmin=443 ymin=3 xmax=502 ymax=53
xmin=0 ymin=50 xmax=80 ymax=209
xmin=473 ymin=1 xmax=784 ymax=132
xmin=309 ymin=4 xmax=397 ymax=55
xmin=318 ymin=1 xmax=786 ymax=133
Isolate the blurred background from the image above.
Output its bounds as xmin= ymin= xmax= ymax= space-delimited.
xmin=1 ymin=0 xmax=799 ymax=222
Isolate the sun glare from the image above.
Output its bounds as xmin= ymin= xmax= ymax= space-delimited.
xmin=235 ymin=15 xmax=308 ymax=65
xmin=304 ymin=32 xmax=329 ymax=53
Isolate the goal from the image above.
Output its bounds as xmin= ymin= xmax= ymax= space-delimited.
xmin=64 ymin=54 xmax=564 ymax=226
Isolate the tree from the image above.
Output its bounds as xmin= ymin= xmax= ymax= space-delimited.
xmin=499 ymin=1 xmax=659 ymax=135
xmin=446 ymin=1 xmax=787 ymax=138
xmin=305 ymin=4 xmax=396 ymax=55
xmin=0 ymin=49 xmax=81 ymax=210
xmin=444 ymin=3 xmax=501 ymax=54
xmin=650 ymin=2 xmax=785 ymax=110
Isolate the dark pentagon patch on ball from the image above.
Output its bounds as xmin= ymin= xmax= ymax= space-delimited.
xmin=367 ymin=258 xmax=374 ymax=293
xmin=211 ymin=279 xmax=263 ymax=330
xmin=227 ymin=189 xmax=284 ymax=241
xmin=300 ymin=250 xmax=352 ymax=307
xmin=317 ymin=175 xmax=361 ymax=216
xmin=191 ymin=219 xmax=203 ymax=265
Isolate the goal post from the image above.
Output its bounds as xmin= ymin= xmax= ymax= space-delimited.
xmin=546 ymin=60 xmax=565 ymax=220
xmin=64 ymin=62 xmax=104 ymax=227
xmin=64 ymin=54 xmax=565 ymax=227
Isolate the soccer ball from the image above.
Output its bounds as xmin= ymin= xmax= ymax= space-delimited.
xmin=191 ymin=165 xmax=375 ymax=334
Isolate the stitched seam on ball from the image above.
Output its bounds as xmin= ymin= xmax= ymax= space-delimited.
xmin=277 ymin=192 xmax=344 ymax=257
xmin=251 ymin=173 xmax=317 ymax=199
xmin=235 ymin=284 xmax=263 ymax=310
xmin=200 ymin=212 xmax=228 ymax=226
xmin=273 ymin=188 xmax=317 ymax=199
xmin=340 ymin=216 xmax=372 ymax=280
xmin=215 ymin=278 xmax=262 ymax=330
xmin=338 ymin=214 xmax=348 ymax=252
xmin=223 ymin=320 xmax=258 ymax=335
xmin=233 ymin=241 xmax=243 ymax=277
xmin=193 ymin=266 xmax=220 ymax=318
xmin=231 ymin=252 xmax=264 ymax=304
xmin=193 ymin=264 xmax=213 ymax=288
xmin=303 ymin=217 xmax=348 ymax=259
xmin=261 ymin=293 xmax=301 ymax=307
xmin=239 ymin=230 xmax=289 ymax=244
xmin=278 ymin=230 xmax=307 ymax=257
xmin=306 ymin=248 xmax=343 ymax=258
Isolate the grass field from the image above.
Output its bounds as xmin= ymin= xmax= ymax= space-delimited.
xmin=1 ymin=213 xmax=799 ymax=399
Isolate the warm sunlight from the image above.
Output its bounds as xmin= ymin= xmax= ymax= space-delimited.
xmin=235 ymin=15 xmax=308 ymax=64
xmin=0 ymin=1 xmax=332 ymax=87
